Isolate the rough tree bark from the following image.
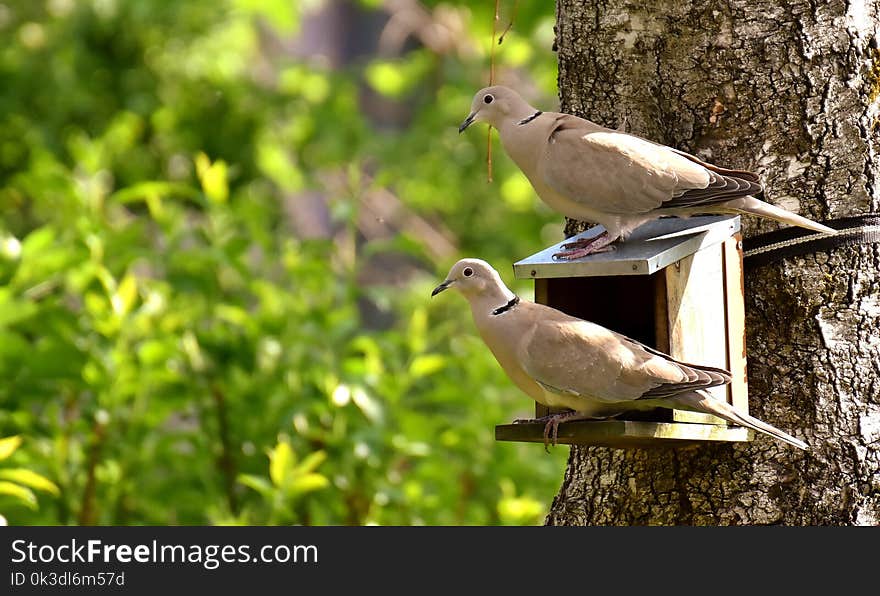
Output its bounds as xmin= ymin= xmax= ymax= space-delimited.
xmin=547 ymin=0 xmax=880 ymax=525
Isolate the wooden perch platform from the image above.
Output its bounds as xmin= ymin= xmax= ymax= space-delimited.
xmin=495 ymin=420 xmax=752 ymax=448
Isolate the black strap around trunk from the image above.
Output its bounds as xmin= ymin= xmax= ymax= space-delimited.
xmin=743 ymin=213 xmax=880 ymax=270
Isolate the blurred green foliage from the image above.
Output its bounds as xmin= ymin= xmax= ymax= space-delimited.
xmin=0 ymin=0 xmax=566 ymax=525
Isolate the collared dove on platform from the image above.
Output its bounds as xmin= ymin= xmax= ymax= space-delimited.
xmin=459 ymin=86 xmax=836 ymax=259
xmin=431 ymin=258 xmax=808 ymax=450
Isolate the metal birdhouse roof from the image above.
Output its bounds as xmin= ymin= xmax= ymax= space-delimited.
xmin=513 ymin=215 xmax=740 ymax=279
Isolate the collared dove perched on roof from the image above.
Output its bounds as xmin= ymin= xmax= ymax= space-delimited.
xmin=459 ymin=86 xmax=836 ymax=259
xmin=431 ymin=258 xmax=808 ymax=450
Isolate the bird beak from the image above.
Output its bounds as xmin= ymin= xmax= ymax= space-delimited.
xmin=431 ymin=280 xmax=452 ymax=296
xmin=458 ymin=113 xmax=475 ymax=133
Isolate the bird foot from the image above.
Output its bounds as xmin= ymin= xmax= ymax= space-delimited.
xmin=554 ymin=244 xmax=616 ymax=260
xmin=541 ymin=412 xmax=594 ymax=452
xmin=514 ymin=413 xmax=606 ymax=451
xmin=513 ymin=415 xmax=555 ymax=425
xmin=553 ymin=232 xmax=616 ymax=260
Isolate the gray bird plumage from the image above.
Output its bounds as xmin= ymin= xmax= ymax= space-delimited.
xmin=460 ymin=86 xmax=836 ymax=259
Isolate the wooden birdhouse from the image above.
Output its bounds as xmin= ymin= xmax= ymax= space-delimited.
xmin=495 ymin=215 xmax=751 ymax=448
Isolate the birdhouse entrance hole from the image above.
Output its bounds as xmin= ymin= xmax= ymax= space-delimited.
xmin=495 ymin=215 xmax=752 ymax=448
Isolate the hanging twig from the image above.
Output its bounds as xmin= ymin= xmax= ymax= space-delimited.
xmin=487 ymin=0 xmax=519 ymax=182
xmin=487 ymin=0 xmax=503 ymax=182
xmin=498 ymin=0 xmax=519 ymax=46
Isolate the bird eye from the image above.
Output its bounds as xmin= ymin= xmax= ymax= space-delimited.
xmin=483 ymin=94 xmax=494 ymax=104
xmin=463 ymin=267 xmax=474 ymax=277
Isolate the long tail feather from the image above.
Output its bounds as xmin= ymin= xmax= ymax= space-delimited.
xmin=725 ymin=197 xmax=836 ymax=235
xmin=668 ymin=391 xmax=808 ymax=450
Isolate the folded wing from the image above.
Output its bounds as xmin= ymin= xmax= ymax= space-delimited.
xmin=540 ymin=114 xmax=761 ymax=215
xmin=517 ymin=308 xmax=731 ymax=405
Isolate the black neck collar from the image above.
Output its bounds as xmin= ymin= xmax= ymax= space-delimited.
xmin=517 ymin=111 xmax=542 ymax=125
xmin=491 ymin=295 xmax=520 ymax=316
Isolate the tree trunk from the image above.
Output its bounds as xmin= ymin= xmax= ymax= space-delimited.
xmin=548 ymin=0 xmax=880 ymax=525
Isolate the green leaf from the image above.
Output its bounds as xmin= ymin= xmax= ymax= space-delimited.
xmin=237 ymin=474 xmax=274 ymax=498
xmin=365 ymin=61 xmax=407 ymax=97
xmin=181 ymin=331 xmax=206 ymax=372
xmin=111 ymin=181 xmax=201 ymax=204
xmin=498 ymin=495 xmax=544 ymax=525
xmin=195 ymin=152 xmax=229 ymax=203
xmin=234 ymin=0 xmax=300 ymax=33
xmin=137 ymin=339 xmax=173 ymax=366
xmin=269 ymin=442 xmax=293 ymax=487
xmin=407 ymin=308 xmax=428 ymax=354
xmin=296 ymin=451 xmax=326 ymax=475
xmin=20 ymin=227 xmax=55 ymax=257
xmin=289 ymin=473 xmax=329 ymax=495
xmin=364 ymin=53 xmax=430 ymax=99
xmin=352 ymin=387 xmax=383 ymax=424
xmin=0 ymin=436 xmax=22 ymax=460
xmin=0 ymin=469 xmax=60 ymax=496
xmin=113 ymin=273 xmax=138 ymax=315
xmin=409 ymin=354 xmax=446 ymax=378
xmin=0 ymin=294 xmax=38 ymax=328
xmin=0 ymin=481 xmax=37 ymax=509
xmin=256 ymin=143 xmax=304 ymax=192
xmin=215 ymin=304 xmax=249 ymax=327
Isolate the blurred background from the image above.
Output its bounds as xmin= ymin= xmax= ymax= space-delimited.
xmin=0 ymin=0 xmax=568 ymax=525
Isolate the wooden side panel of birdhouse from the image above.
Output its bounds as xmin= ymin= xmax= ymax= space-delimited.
xmin=662 ymin=242 xmax=729 ymax=424
xmin=722 ymin=234 xmax=748 ymax=414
